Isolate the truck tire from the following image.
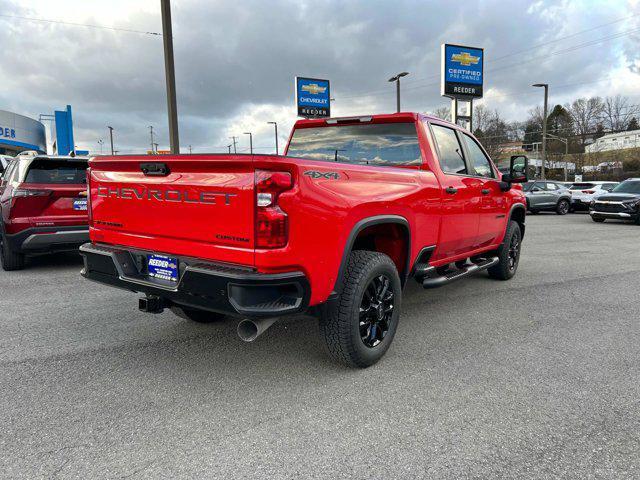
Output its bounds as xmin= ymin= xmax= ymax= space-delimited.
xmin=488 ymin=221 xmax=521 ymax=281
xmin=1 ymin=234 xmax=25 ymax=271
xmin=170 ymin=306 xmax=225 ymax=323
xmin=319 ymin=250 xmax=401 ymax=368
xmin=556 ymin=199 xmax=570 ymax=215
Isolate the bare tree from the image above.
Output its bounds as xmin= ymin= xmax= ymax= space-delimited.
xmin=430 ymin=106 xmax=451 ymax=122
xmin=602 ymin=95 xmax=639 ymax=132
xmin=473 ymin=104 xmax=491 ymax=135
xmin=565 ymin=97 xmax=604 ymax=150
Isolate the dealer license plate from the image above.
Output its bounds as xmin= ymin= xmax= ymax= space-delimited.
xmin=147 ymin=254 xmax=179 ymax=282
xmin=73 ymin=199 xmax=88 ymax=211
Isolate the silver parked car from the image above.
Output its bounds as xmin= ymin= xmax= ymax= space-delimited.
xmin=523 ymin=180 xmax=572 ymax=215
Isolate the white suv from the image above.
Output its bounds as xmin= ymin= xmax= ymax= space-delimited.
xmin=569 ymin=182 xmax=619 ymax=211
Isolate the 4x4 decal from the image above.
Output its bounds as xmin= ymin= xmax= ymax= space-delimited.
xmin=304 ymin=170 xmax=340 ymax=180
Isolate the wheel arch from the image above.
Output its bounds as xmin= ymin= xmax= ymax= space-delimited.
xmin=509 ymin=203 xmax=526 ymax=239
xmin=334 ymin=215 xmax=411 ymax=292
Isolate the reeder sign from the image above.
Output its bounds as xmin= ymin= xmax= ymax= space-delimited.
xmin=441 ymin=44 xmax=484 ymax=98
xmin=296 ymin=77 xmax=331 ymax=118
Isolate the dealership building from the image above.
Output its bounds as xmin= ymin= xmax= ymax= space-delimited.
xmin=0 ymin=105 xmax=80 ymax=156
xmin=0 ymin=109 xmax=47 ymax=155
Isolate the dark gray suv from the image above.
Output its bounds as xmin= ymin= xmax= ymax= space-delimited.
xmin=523 ymin=181 xmax=572 ymax=215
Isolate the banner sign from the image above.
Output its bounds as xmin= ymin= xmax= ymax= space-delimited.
xmin=296 ymin=77 xmax=330 ymax=118
xmin=441 ymin=44 xmax=484 ymax=98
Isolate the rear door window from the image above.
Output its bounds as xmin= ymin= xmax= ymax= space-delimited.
xmin=22 ymin=159 xmax=88 ymax=184
xmin=461 ymin=133 xmax=494 ymax=178
xmin=431 ymin=125 xmax=467 ymax=175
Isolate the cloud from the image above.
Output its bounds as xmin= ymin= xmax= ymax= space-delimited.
xmin=0 ymin=0 xmax=638 ymax=154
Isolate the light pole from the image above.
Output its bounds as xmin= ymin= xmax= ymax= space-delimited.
xmin=230 ymin=136 xmax=237 ymax=153
xmin=244 ymin=132 xmax=253 ymax=154
xmin=97 ymin=139 xmax=104 ymax=154
xmin=149 ymin=125 xmax=155 ymax=153
xmin=227 ymin=144 xmax=232 ymax=154
xmin=107 ymin=126 xmax=114 ymax=155
xmin=388 ymin=72 xmax=409 ymax=113
xmin=188 ymin=145 xmax=192 ymax=154
xmin=267 ymin=121 xmax=278 ymax=154
xmin=161 ymin=0 xmax=180 ymax=154
xmin=533 ymin=83 xmax=549 ymax=179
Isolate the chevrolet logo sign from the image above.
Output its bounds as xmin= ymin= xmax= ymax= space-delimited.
xmin=451 ymin=52 xmax=480 ymax=66
xmin=301 ymin=83 xmax=327 ymax=95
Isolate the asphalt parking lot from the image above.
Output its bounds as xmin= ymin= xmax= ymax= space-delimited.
xmin=1 ymin=213 xmax=639 ymax=479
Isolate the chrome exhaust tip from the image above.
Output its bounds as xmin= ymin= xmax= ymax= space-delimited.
xmin=237 ymin=318 xmax=277 ymax=342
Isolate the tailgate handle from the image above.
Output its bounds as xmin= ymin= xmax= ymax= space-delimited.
xmin=140 ymin=163 xmax=170 ymax=176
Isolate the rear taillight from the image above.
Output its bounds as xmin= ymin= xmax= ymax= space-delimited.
xmin=11 ymin=188 xmax=51 ymax=198
xmin=255 ymin=170 xmax=292 ymax=249
xmin=582 ymin=190 xmax=595 ymax=194
xmin=86 ymin=168 xmax=92 ymax=226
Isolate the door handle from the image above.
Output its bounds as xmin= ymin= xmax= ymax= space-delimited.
xmin=481 ymin=189 xmax=491 ymax=195
xmin=445 ymin=186 xmax=458 ymax=195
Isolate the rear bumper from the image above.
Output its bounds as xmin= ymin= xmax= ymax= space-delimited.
xmin=5 ymin=226 xmax=89 ymax=253
xmin=79 ymin=243 xmax=310 ymax=319
xmin=571 ymin=199 xmax=591 ymax=210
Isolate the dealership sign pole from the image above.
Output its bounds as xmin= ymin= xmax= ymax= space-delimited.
xmin=295 ymin=77 xmax=331 ymax=118
xmin=441 ymin=44 xmax=484 ymax=131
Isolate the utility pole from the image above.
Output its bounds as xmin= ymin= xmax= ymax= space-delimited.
xmin=267 ymin=121 xmax=278 ymax=154
xmin=533 ymin=83 xmax=549 ymax=179
xmin=244 ymin=132 xmax=253 ymax=154
xmin=107 ymin=126 xmax=114 ymax=155
xmin=230 ymin=136 xmax=238 ymax=153
xmin=548 ymin=133 xmax=569 ymax=181
xmin=161 ymin=0 xmax=180 ymax=154
xmin=149 ymin=125 xmax=155 ymax=153
xmin=188 ymin=144 xmax=192 ymax=154
xmin=97 ymin=139 xmax=104 ymax=154
xmin=388 ymin=72 xmax=409 ymax=113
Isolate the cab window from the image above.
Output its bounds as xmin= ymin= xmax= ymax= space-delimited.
xmin=430 ymin=125 xmax=467 ymax=175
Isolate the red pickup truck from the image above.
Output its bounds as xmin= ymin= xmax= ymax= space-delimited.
xmin=80 ymin=113 xmax=528 ymax=367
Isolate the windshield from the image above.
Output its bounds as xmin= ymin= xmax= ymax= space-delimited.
xmin=523 ymin=182 xmax=535 ymax=192
xmin=23 ymin=159 xmax=88 ymax=184
xmin=287 ymin=122 xmax=422 ymax=166
xmin=611 ymin=180 xmax=640 ymax=194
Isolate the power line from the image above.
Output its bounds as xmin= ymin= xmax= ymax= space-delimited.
xmin=0 ymin=13 xmax=162 ymax=36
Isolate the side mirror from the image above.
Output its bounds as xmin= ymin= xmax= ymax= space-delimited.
xmin=502 ymin=155 xmax=528 ymax=184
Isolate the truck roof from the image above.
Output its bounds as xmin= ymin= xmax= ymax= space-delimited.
xmin=293 ymin=112 xmax=458 ymax=129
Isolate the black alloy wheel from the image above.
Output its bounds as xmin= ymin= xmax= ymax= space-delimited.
xmin=359 ymin=274 xmax=395 ymax=348
xmin=507 ymin=232 xmax=521 ymax=272
xmin=557 ymin=199 xmax=570 ymax=215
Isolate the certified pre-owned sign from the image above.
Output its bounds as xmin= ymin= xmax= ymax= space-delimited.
xmin=296 ymin=77 xmax=330 ymax=118
xmin=441 ymin=44 xmax=484 ymax=98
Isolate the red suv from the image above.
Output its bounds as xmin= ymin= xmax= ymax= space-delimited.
xmin=0 ymin=155 xmax=89 ymax=270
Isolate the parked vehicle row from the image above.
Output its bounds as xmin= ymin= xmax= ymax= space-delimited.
xmin=523 ymin=180 xmax=621 ymax=215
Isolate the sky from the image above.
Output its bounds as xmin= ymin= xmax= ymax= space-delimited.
xmin=1 ymin=0 xmax=639 ymax=154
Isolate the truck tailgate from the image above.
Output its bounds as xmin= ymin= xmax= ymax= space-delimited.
xmin=88 ymin=155 xmax=255 ymax=265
